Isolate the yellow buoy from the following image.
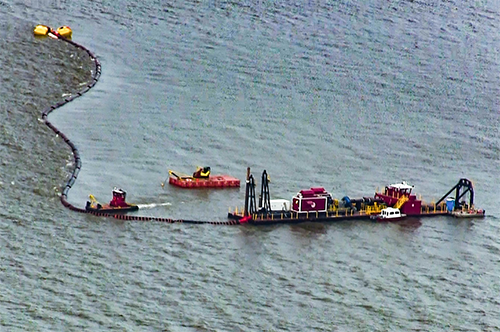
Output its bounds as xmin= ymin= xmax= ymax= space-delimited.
xmin=56 ymin=26 xmax=72 ymax=39
xmin=33 ymin=24 xmax=51 ymax=37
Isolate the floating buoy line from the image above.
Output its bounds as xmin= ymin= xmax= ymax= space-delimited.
xmin=35 ymin=25 xmax=240 ymax=225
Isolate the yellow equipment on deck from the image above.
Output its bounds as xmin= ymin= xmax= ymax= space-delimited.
xmin=394 ymin=195 xmax=409 ymax=209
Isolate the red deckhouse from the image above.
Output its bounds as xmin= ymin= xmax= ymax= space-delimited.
xmin=374 ymin=181 xmax=422 ymax=216
xmin=292 ymin=187 xmax=332 ymax=213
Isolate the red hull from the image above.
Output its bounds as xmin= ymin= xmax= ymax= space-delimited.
xmin=169 ymin=174 xmax=240 ymax=189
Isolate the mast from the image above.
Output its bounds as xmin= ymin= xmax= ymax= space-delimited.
xmin=244 ymin=167 xmax=250 ymax=216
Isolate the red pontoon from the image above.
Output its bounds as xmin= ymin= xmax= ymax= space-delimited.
xmin=164 ymin=167 xmax=240 ymax=189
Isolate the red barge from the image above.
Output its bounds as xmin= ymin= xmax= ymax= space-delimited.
xmin=228 ymin=168 xmax=485 ymax=225
xmin=164 ymin=167 xmax=240 ymax=189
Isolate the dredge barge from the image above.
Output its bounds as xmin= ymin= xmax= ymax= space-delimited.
xmin=228 ymin=168 xmax=485 ymax=225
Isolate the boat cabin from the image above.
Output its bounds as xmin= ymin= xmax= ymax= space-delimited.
xmin=385 ymin=181 xmax=414 ymax=198
xmin=193 ymin=166 xmax=211 ymax=178
xmin=110 ymin=188 xmax=129 ymax=207
xmin=379 ymin=207 xmax=402 ymax=219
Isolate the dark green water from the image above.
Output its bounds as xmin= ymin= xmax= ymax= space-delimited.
xmin=1 ymin=1 xmax=499 ymax=330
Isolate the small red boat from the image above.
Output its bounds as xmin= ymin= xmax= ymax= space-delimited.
xmin=370 ymin=207 xmax=406 ymax=222
xmin=85 ymin=188 xmax=138 ymax=213
xmin=164 ymin=167 xmax=240 ymax=189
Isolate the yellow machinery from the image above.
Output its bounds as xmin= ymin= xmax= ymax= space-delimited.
xmin=394 ymin=195 xmax=409 ymax=209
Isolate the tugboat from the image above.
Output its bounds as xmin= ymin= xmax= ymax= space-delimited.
xmin=164 ymin=166 xmax=240 ymax=189
xmin=85 ymin=187 xmax=138 ymax=214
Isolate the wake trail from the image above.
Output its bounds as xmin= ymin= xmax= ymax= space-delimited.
xmin=137 ymin=202 xmax=172 ymax=209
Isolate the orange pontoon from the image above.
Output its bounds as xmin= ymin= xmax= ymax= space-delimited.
xmin=164 ymin=167 xmax=240 ymax=189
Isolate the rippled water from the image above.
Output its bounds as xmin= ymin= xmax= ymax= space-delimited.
xmin=1 ymin=0 xmax=500 ymax=330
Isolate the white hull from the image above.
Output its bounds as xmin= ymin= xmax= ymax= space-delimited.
xmin=451 ymin=210 xmax=485 ymax=218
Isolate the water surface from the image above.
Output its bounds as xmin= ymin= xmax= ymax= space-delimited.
xmin=1 ymin=0 xmax=499 ymax=330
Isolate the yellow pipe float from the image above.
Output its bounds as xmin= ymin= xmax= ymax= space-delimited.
xmin=33 ymin=25 xmax=72 ymax=39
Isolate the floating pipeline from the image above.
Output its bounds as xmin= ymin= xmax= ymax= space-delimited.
xmin=37 ymin=25 xmax=239 ymax=226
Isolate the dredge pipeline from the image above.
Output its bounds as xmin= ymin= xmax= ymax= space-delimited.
xmin=40 ymin=33 xmax=100 ymax=214
xmin=39 ymin=27 xmax=239 ymax=226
